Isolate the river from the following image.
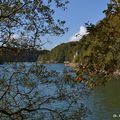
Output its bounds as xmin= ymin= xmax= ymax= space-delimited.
xmin=0 ymin=63 xmax=120 ymax=120
xmin=46 ymin=64 xmax=120 ymax=120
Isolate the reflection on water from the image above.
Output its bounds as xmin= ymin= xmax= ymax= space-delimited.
xmin=46 ymin=64 xmax=120 ymax=120
xmin=0 ymin=63 xmax=89 ymax=120
xmin=0 ymin=63 xmax=120 ymax=120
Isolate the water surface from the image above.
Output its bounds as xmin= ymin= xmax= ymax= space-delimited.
xmin=0 ymin=63 xmax=120 ymax=120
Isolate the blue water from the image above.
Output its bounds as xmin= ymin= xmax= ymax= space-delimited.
xmin=0 ymin=63 xmax=120 ymax=120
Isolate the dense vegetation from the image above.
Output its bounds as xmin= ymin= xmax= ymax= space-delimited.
xmin=37 ymin=3 xmax=120 ymax=89
xmin=38 ymin=6 xmax=120 ymax=73
xmin=0 ymin=47 xmax=49 ymax=63
xmin=38 ymin=41 xmax=81 ymax=63
xmin=0 ymin=1 xmax=120 ymax=119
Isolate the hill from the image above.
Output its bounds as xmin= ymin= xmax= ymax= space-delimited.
xmin=37 ymin=41 xmax=84 ymax=63
xmin=0 ymin=47 xmax=49 ymax=63
xmin=37 ymin=11 xmax=120 ymax=71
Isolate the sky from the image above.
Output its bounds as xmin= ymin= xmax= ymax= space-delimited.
xmin=43 ymin=0 xmax=110 ymax=50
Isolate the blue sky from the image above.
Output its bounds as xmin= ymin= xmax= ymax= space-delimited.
xmin=43 ymin=0 xmax=110 ymax=50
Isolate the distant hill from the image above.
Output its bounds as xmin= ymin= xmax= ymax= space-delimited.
xmin=0 ymin=47 xmax=49 ymax=63
xmin=37 ymin=41 xmax=82 ymax=63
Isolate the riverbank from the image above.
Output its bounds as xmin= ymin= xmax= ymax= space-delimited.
xmin=64 ymin=62 xmax=80 ymax=68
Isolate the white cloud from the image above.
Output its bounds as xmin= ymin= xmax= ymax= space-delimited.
xmin=69 ymin=26 xmax=88 ymax=42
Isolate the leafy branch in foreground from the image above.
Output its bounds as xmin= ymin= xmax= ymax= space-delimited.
xmin=0 ymin=63 xmax=90 ymax=120
xmin=0 ymin=0 xmax=68 ymax=49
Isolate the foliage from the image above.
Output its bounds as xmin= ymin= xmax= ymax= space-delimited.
xmin=0 ymin=1 xmax=90 ymax=120
xmin=0 ymin=63 xmax=90 ymax=120
xmin=38 ymin=41 xmax=80 ymax=63
xmin=0 ymin=0 xmax=68 ymax=49
xmin=74 ymin=3 xmax=120 ymax=86
xmin=0 ymin=47 xmax=49 ymax=62
xmin=38 ymin=2 xmax=120 ymax=87
xmin=40 ymin=7 xmax=120 ymax=67
xmin=1 ymin=1 xmax=120 ymax=119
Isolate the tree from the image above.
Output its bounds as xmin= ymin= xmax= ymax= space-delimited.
xmin=0 ymin=63 xmax=89 ymax=120
xmin=0 ymin=0 xmax=68 ymax=48
xmin=0 ymin=1 xmax=89 ymax=120
xmin=110 ymin=0 xmax=120 ymax=7
xmin=75 ymin=2 xmax=120 ymax=87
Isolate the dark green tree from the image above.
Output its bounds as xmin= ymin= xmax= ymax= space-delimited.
xmin=76 ymin=1 xmax=120 ymax=87
xmin=0 ymin=0 xmax=68 ymax=49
